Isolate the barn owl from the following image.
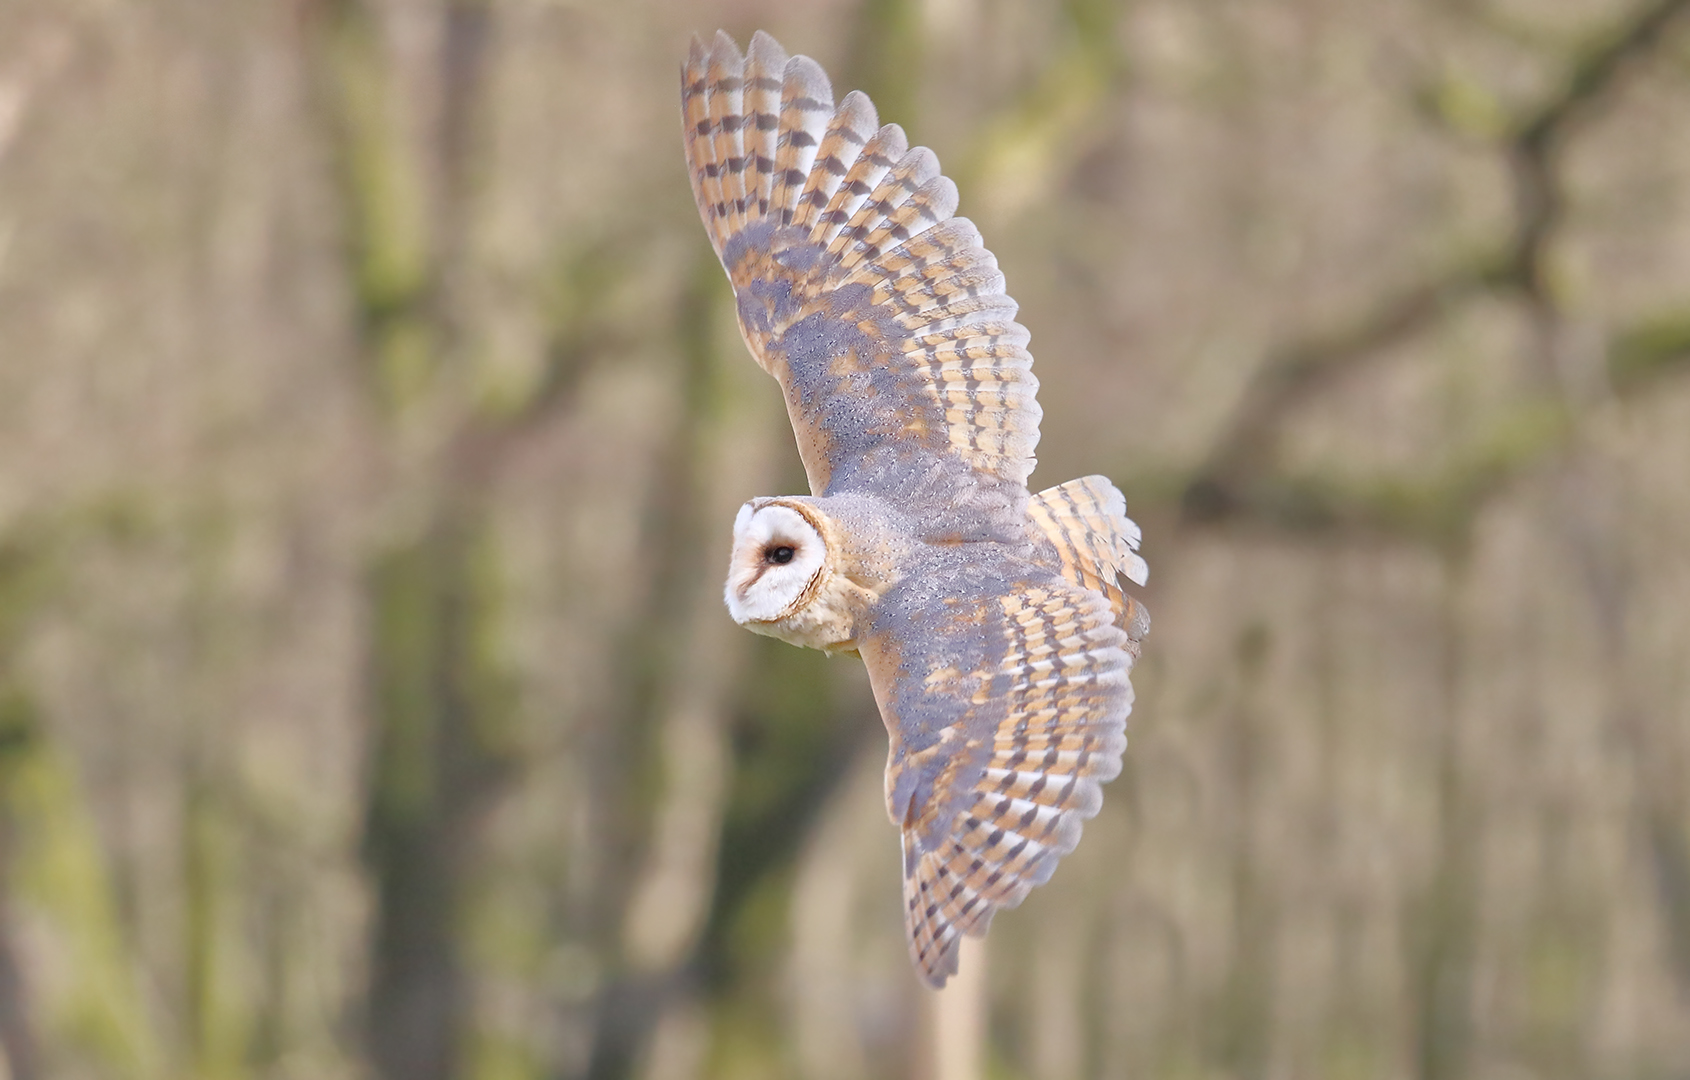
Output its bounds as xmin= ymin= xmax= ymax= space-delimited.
xmin=683 ymin=30 xmax=1149 ymax=989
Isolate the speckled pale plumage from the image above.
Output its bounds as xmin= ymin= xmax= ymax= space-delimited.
xmin=684 ymin=30 xmax=1149 ymax=989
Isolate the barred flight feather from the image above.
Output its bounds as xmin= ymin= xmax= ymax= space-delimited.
xmin=770 ymin=57 xmax=832 ymax=223
xmin=741 ymin=32 xmax=786 ymax=219
xmin=790 ymin=91 xmax=878 ymax=233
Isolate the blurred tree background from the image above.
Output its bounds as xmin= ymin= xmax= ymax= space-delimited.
xmin=0 ymin=0 xmax=1688 ymax=1077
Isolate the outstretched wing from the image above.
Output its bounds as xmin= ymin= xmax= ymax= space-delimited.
xmin=682 ymin=31 xmax=1041 ymax=529
xmin=858 ymin=557 xmax=1136 ymax=988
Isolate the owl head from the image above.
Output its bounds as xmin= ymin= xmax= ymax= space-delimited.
xmin=724 ymin=498 xmax=831 ymax=630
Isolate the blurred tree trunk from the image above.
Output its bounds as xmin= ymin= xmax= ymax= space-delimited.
xmin=303 ymin=1 xmax=522 ymax=1076
xmin=1409 ymin=561 xmax=1479 ymax=1080
xmin=1209 ymin=625 xmax=1275 ymax=1080
xmin=0 ymin=541 xmax=46 ymax=1080
xmin=0 ymin=711 xmax=39 ymax=1080
xmin=582 ymin=257 xmax=734 ymax=1080
xmin=362 ymin=520 xmax=517 ymax=1080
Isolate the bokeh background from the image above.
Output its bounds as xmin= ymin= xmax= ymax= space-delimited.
xmin=1 ymin=0 xmax=1688 ymax=1078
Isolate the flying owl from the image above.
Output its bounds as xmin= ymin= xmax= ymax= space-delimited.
xmin=682 ymin=30 xmax=1149 ymax=989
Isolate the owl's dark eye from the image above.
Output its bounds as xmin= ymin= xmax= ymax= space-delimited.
xmin=766 ymin=545 xmax=795 ymax=565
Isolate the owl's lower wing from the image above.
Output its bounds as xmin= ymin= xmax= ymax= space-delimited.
xmin=683 ymin=32 xmax=1040 ymax=520
xmin=858 ymin=564 xmax=1136 ymax=988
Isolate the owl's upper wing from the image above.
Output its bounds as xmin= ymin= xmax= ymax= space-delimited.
xmin=858 ymin=557 xmax=1135 ymax=988
xmin=682 ymin=32 xmax=1040 ymax=522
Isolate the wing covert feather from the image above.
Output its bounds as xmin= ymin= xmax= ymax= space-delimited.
xmin=859 ymin=561 xmax=1135 ymax=988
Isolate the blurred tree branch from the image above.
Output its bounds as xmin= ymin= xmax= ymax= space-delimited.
xmin=1509 ymin=0 xmax=1690 ymax=302
xmin=1178 ymin=262 xmax=1506 ymax=529
xmin=1179 ymin=313 xmax=1689 ymax=545
xmin=1181 ymin=0 xmax=1690 ymax=537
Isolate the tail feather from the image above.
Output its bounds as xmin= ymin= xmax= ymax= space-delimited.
xmin=1028 ymin=476 xmax=1150 ymax=645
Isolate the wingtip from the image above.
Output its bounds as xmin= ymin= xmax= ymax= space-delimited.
xmin=836 ymin=88 xmax=880 ymax=131
xmin=916 ymin=941 xmax=960 ymax=990
xmin=749 ymin=28 xmax=785 ymax=56
xmin=710 ymin=28 xmax=743 ymax=65
xmin=747 ymin=31 xmax=788 ymax=80
xmin=784 ymin=52 xmax=834 ymax=104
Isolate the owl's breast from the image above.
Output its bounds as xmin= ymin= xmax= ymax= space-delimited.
xmin=749 ymin=570 xmax=881 ymax=654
